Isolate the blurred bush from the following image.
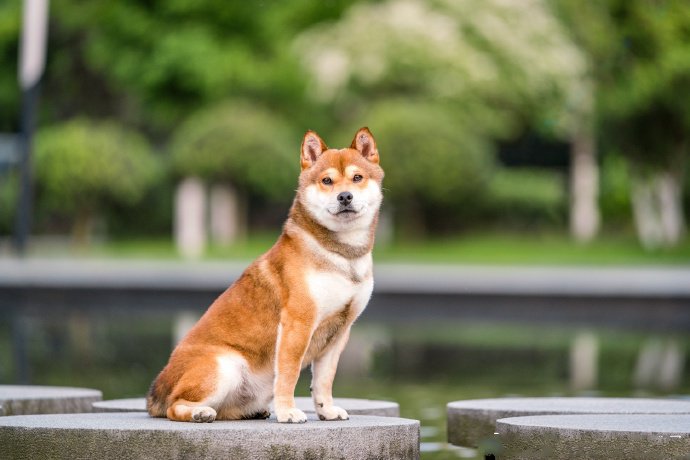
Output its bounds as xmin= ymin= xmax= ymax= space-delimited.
xmin=297 ymin=0 xmax=592 ymax=238
xmin=0 ymin=172 xmax=17 ymax=235
xmin=170 ymin=101 xmax=299 ymax=201
xmin=35 ymin=0 xmax=351 ymax=131
xmin=555 ymin=0 xmax=690 ymax=247
xmin=0 ymin=0 xmax=685 ymax=244
xmin=104 ymin=177 xmax=175 ymax=238
xmin=486 ymin=168 xmax=567 ymax=227
xmin=599 ymin=152 xmax=632 ymax=226
xmin=35 ymin=119 xmax=159 ymax=243
xmin=361 ymin=99 xmax=495 ymax=235
xmin=0 ymin=0 xmax=20 ymax=132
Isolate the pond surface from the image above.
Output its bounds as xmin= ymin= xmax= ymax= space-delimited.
xmin=0 ymin=313 xmax=687 ymax=460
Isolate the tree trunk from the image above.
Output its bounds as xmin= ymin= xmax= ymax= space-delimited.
xmin=658 ymin=171 xmax=686 ymax=245
xmin=631 ymin=167 xmax=685 ymax=249
xmin=569 ymin=129 xmax=600 ymax=243
xmin=394 ymin=199 xmax=426 ymax=240
xmin=631 ymin=174 xmax=662 ymax=249
xmin=174 ymin=177 xmax=207 ymax=259
xmin=209 ymin=182 xmax=247 ymax=246
xmin=72 ymin=208 xmax=94 ymax=247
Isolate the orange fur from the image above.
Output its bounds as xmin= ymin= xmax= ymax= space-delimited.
xmin=147 ymin=128 xmax=384 ymax=423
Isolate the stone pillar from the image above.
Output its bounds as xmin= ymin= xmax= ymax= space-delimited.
xmin=174 ymin=177 xmax=206 ymax=259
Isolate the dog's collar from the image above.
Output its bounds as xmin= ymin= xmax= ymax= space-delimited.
xmin=287 ymin=201 xmax=375 ymax=260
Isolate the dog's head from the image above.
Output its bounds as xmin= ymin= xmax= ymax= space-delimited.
xmin=298 ymin=127 xmax=384 ymax=233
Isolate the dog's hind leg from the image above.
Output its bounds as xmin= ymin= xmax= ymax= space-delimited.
xmin=168 ymin=401 xmax=217 ymax=423
xmin=166 ymin=352 xmax=247 ymax=422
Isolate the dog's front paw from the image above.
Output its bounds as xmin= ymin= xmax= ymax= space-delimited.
xmin=316 ymin=405 xmax=349 ymax=421
xmin=191 ymin=406 xmax=217 ymax=423
xmin=275 ymin=407 xmax=308 ymax=424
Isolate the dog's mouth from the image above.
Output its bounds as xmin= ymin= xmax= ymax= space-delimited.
xmin=336 ymin=208 xmax=358 ymax=217
xmin=329 ymin=204 xmax=363 ymax=218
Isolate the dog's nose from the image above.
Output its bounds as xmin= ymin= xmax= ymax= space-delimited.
xmin=337 ymin=191 xmax=353 ymax=206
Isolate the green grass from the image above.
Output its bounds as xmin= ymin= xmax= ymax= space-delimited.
xmin=36 ymin=231 xmax=690 ymax=265
xmin=374 ymin=232 xmax=690 ymax=265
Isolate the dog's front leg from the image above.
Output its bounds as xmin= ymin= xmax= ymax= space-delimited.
xmin=274 ymin=314 xmax=313 ymax=423
xmin=311 ymin=326 xmax=351 ymax=421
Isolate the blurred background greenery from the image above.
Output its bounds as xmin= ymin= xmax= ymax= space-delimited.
xmin=0 ymin=0 xmax=688 ymax=253
xmin=1 ymin=1 xmax=690 ymax=459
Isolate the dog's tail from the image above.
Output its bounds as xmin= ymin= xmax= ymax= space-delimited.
xmin=146 ymin=373 xmax=170 ymax=417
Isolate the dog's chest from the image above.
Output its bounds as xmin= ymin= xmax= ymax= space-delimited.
xmin=305 ymin=256 xmax=373 ymax=320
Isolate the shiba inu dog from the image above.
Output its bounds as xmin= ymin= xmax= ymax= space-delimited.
xmin=147 ymin=128 xmax=384 ymax=423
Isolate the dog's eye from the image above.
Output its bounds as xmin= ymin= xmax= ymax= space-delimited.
xmin=353 ymin=174 xmax=363 ymax=183
xmin=321 ymin=177 xmax=333 ymax=186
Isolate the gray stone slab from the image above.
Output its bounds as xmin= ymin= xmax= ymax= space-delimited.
xmin=0 ymin=412 xmax=420 ymax=459
xmin=92 ymin=398 xmax=146 ymax=412
xmin=495 ymin=414 xmax=690 ymax=460
xmin=0 ymin=385 xmax=102 ymax=416
xmin=447 ymin=397 xmax=690 ymax=447
xmin=93 ymin=396 xmax=400 ymax=416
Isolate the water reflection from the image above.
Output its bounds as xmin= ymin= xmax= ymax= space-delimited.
xmin=1 ymin=312 xmax=687 ymax=460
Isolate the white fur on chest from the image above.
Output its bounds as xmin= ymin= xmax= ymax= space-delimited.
xmin=290 ymin=220 xmax=375 ymax=321
xmin=305 ymin=264 xmax=374 ymax=321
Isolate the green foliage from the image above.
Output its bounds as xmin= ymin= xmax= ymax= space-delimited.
xmin=0 ymin=172 xmax=17 ymax=234
xmin=296 ymin=0 xmax=590 ymax=139
xmin=596 ymin=1 xmax=690 ymax=120
xmin=599 ymin=152 xmax=632 ymax=224
xmin=554 ymin=0 xmax=690 ymax=169
xmin=0 ymin=0 xmax=20 ymax=131
xmin=486 ymin=168 xmax=567 ymax=226
xmin=552 ymin=0 xmax=690 ymax=247
xmin=35 ymin=119 xmax=159 ymax=213
xmin=105 ymin=177 xmax=174 ymax=238
xmin=686 ymin=164 xmax=690 ymax=216
xmin=4 ymin=0 xmax=688 ymax=240
xmin=296 ymin=0 xmax=591 ymax=234
xmin=601 ymin=0 xmax=690 ymax=169
xmin=46 ymin=0 xmax=354 ymax=130
xmin=169 ymin=102 xmax=299 ymax=200
xmin=362 ymin=99 xmax=495 ymax=210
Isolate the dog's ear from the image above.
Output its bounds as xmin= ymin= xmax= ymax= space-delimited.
xmin=301 ymin=130 xmax=328 ymax=170
xmin=350 ymin=127 xmax=379 ymax=164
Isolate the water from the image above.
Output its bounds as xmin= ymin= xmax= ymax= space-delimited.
xmin=1 ymin=312 xmax=688 ymax=460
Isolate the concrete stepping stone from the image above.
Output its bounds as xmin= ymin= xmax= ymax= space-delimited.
xmin=0 ymin=412 xmax=420 ymax=459
xmin=93 ymin=396 xmax=400 ymax=417
xmin=495 ymin=414 xmax=690 ymax=459
xmin=0 ymin=385 xmax=102 ymax=416
xmin=91 ymin=397 xmax=145 ymax=413
xmin=447 ymin=397 xmax=690 ymax=448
